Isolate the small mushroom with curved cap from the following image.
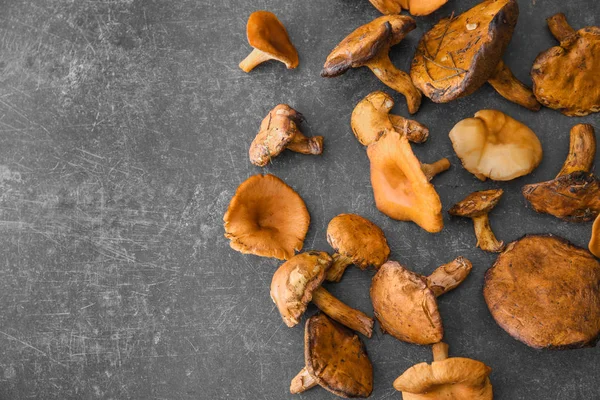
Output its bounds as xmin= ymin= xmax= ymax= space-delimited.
xmin=531 ymin=13 xmax=600 ymax=116
xmin=322 ymin=16 xmax=422 ymax=114
xmin=370 ymin=257 xmax=472 ymax=344
xmin=449 ymin=110 xmax=543 ymax=181
xmin=270 ymin=251 xmax=374 ymax=337
xmin=290 ymin=313 xmax=373 ymax=398
xmin=325 ymin=214 xmax=390 ymax=282
xmin=249 ymin=104 xmax=323 ymax=167
xmin=591 ymin=215 xmax=600 ymax=258
xmin=449 ymin=189 xmax=505 ymax=253
xmin=239 ymin=11 xmax=299 ymax=73
xmin=523 ymin=124 xmax=599 ymax=222
xmin=368 ymin=0 xmax=448 ymax=17
xmin=393 ymin=342 xmax=493 ymax=399
xmin=224 ymin=174 xmax=309 ymax=259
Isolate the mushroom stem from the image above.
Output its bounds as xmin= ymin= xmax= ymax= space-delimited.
xmin=427 ymin=256 xmax=472 ymax=297
xmin=239 ymin=48 xmax=273 ymax=73
xmin=421 ymin=158 xmax=451 ymax=181
xmin=432 ymin=342 xmax=449 ymax=361
xmin=556 ymin=124 xmax=596 ymax=178
xmin=286 ymin=132 xmax=324 ymax=155
xmin=487 ymin=60 xmax=541 ymax=111
xmin=311 ymin=286 xmax=374 ymax=337
xmin=325 ymin=253 xmax=354 ymax=282
xmin=290 ymin=367 xmax=318 ymax=394
xmin=389 ymin=114 xmax=430 ymax=143
xmin=472 ymin=214 xmax=505 ymax=253
xmin=547 ymin=13 xmax=576 ymax=44
xmin=366 ymin=53 xmax=422 ymax=114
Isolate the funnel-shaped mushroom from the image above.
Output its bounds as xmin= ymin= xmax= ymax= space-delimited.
xmin=368 ymin=0 xmax=448 ymax=17
xmin=393 ymin=342 xmax=493 ymax=399
xmin=270 ymin=251 xmax=374 ymax=337
xmin=370 ymin=257 xmax=472 ymax=344
xmin=531 ymin=13 xmax=600 ymax=116
xmin=449 ymin=110 xmax=543 ymax=181
xmin=484 ymin=235 xmax=600 ymax=349
xmin=523 ymin=124 xmax=599 ymax=222
xmin=249 ymin=104 xmax=323 ymax=167
xmin=239 ymin=11 xmax=299 ymax=73
xmin=325 ymin=214 xmax=390 ymax=282
xmin=290 ymin=313 xmax=373 ymax=398
xmin=411 ymin=0 xmax=540 ymax=110
xmin=223 ymin=174 xmax=309 ymax=259
xmin=449 ymin=189 xmax=505 ymax=253
xmin=591 ymin=215 xmax=600 ymax=258
xmin=322 ymin=16 xmax=422 ymax=114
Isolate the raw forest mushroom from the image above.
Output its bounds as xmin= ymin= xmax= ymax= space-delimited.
xmin=449 ymin=189 xmax=505 ymax=253
xmin=449 ymin=110 xmax=543 ymax=181
xmin=393 ymin=342 xmax=493 ymax=400
xmin=590 ymin=215 xmax=600 ymax=258
xmin=249 ymin=104 xmax=323 ymax=167
xmin=411 ymin=0 xmax=541 ymax=110
xmin=290 ymin=313 xmax=373 ymax=398
xmin=270 ymin=251 xmax=374 ymax=337
xmin=325 ymin=214 xmax=390 ymax=282
xmin=322 ymin=16 xmax=422 ymax=114
xmin=523 ymin=124 xmax=599 ymax=222
xmin=370 ymin=257 xmax=472 ymax=344
xmin=531 ymin=13 xmax=600 ymax=116
xmin=484 ymin=235 xmax=600 ymax=349
xmin=368 ymin=0 xmax=448 ymax=17
xmin=239 ymin=11 xmax=299 ymax=73
xmin=224 ymin=174 xmax=310 ymax=259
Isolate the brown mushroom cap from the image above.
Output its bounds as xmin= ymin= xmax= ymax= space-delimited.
xmin=246 ymin=11 xmax=299 ymax=69
xmin=327 ymin=214 xmax=390 ymax=269
xmin=369 ymin=0 xmax=448 ymax=16
xmin=590 ymin=214 xmax=600 ymax=258
xmin=223 ymin=174 xmax=310 ymax=260
xmin=449 ymin=189 xmax=503 ymax=218
xmin=484 ymin=235 xmax=600 ymax=349
xmin=305 ymin=314 xmax=373 ymax=398
xmin=270 ymin=252 xmax=332 ymax=327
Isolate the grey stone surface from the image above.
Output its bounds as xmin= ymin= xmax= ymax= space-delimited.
xmin=0 ymin=0 xmax=598 ymax=399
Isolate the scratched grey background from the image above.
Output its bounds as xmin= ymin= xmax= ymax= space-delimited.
xmin=0 ymin=0 xmax=598 ymax=399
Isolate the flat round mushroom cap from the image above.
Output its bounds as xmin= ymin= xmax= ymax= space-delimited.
xmin=327 ymin=214 xmax=390 ymax=269
xmin=223 ymin=174 xmax=310 ymax=260
xmin=247 ymin=11 xmax=299 ymax=69
xmin=305 ymin=313 xmax=373 ymax=398
xmin=449 ymin=189 xmax=503 ymax=218
xmin=322 ymin=15 xmax=416 ymax=77
xmin=270 ymin=252 xmax=332 ymax=327
xmin=370 ymin=261 xmax=443 ymax=344
xmin=249 ymin=104 xmax=301 ymax=166
xmin=411 ymin=0 xmax=518 ymax=103
xmin=394 ymin=358 xmax=492 ymax=399
xmin=484 ymin=235 xmax=600 ymax=349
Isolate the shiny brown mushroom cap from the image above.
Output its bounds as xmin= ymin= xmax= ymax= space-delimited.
xmin=223 ymin=174 xmax=310 ymax=260
xmin=270 ymin=252 xmax=332 ymax=327
xmin=484 ymin=235 xmax=600 ymax=349
xmin=449 ymin=189 xmax=504 ymax=218
xmin=247 ymin=11 xmax=299 ymax=69
xmin=305 ymin=313 xmax=373 ymax=398
xmin=249 ymin=104 xmax=301 ymax=166
xmin=327 ymin=214 xmax=390 ymax=269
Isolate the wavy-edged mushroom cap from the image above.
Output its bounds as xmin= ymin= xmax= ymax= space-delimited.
xmin=270 ymin=251 xmax=332 ymax=327
xmin=369 ymin=0 xmax=448 ymax=16
xmin=224 ymin=174 xmax=310 ymax=260
xmin=449 ymin=110 xmax=543 ymax=181
xmin=484 ymin=235 xmax=600 ymax=349
xmin=449 ymin=189 xmax=503 ymax=218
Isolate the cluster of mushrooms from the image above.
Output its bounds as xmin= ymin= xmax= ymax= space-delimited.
xmin=227 ymin=0 xmax=600 ymax=398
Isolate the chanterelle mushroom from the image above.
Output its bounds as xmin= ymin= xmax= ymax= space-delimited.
xmin=590 ymin=215 xmax=600 ymax=258
xmin=325 ymin=214 xmax=390 ymax=282
xmin=322 ymin=16 xmax=422 ymax=114
xmin=484 ymin=235 xmax=600 ymax=349
xmin=368 ymin=0 xmax=448 ymax=17
xmin=249 ymin=104 xmax=323 ymax=167
xmin=411 ymin=0 xmax=540 ymax=110
xmin=270 ymin=251 xmax=374 ymax=337
xmin=449 ymin=110 xmax=543 ymax=181
xmin=370 ymin=257 xmax=472 ymax=344
xmin=223 ymin=174 xmax=309 ymax=259
xmin=239 ymin=11 xmax=299 ymax=73
xmin=394 ymin=342 xmax=493 ymax=400
xmin=531 ymin=13 xmax=600 ymax=116
xmin=290 ymin=313 xmax=373 ymax=398
xmin=523 ymin=124 xmax=599 ymax=222
xmin=449 ymin=189 xmax=505 ymax=253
